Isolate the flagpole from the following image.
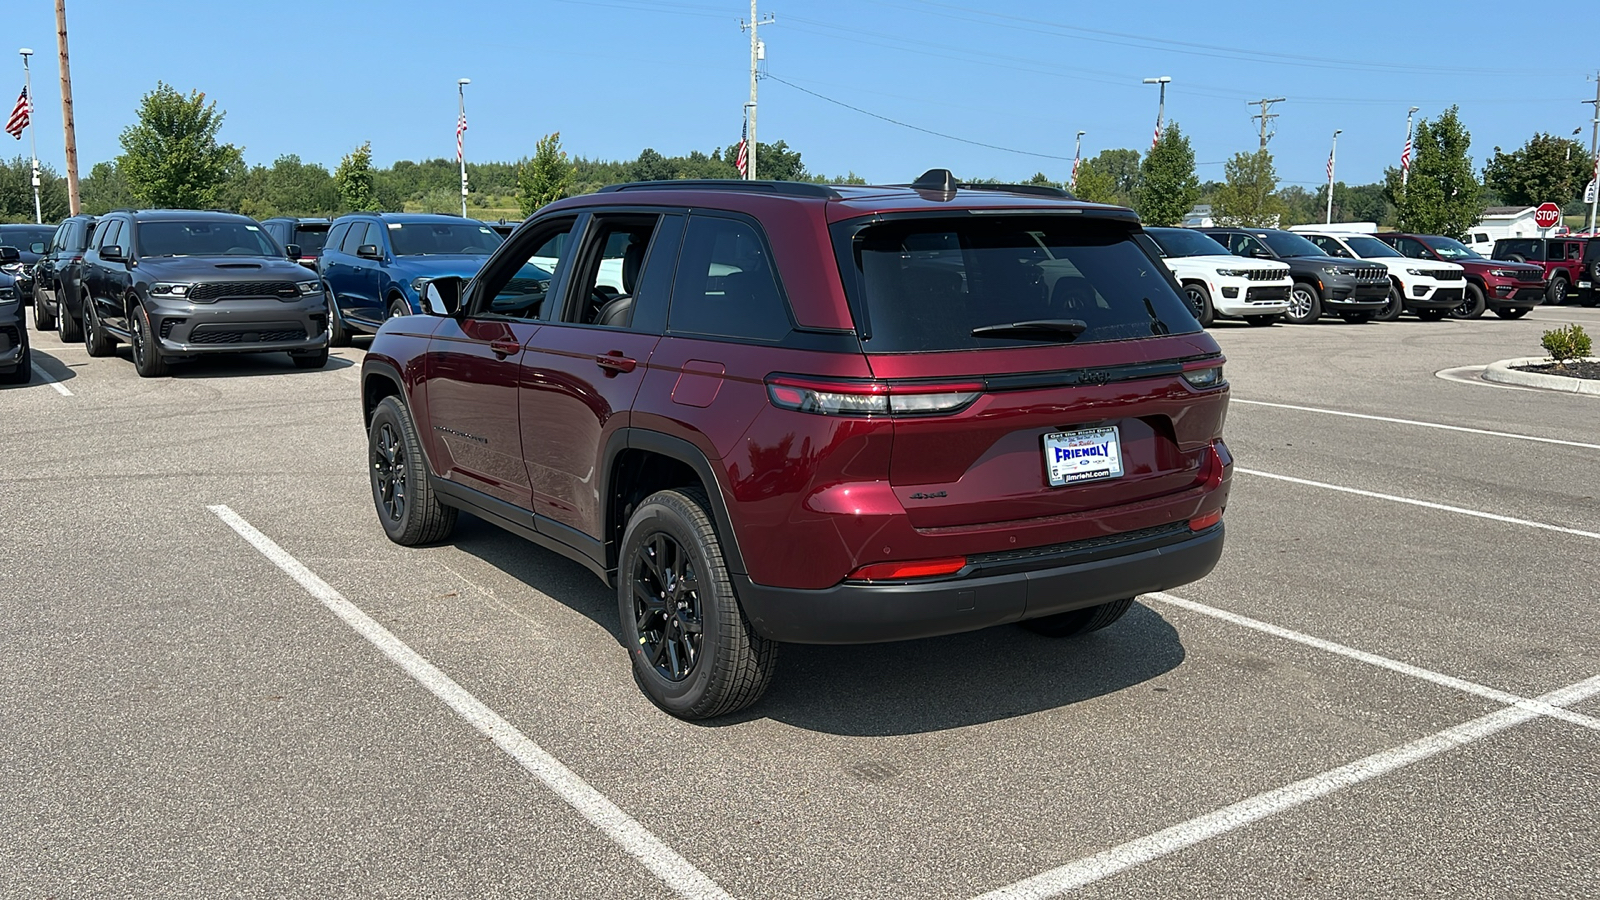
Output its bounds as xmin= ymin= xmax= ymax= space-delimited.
xmin=1326 ymin=129 xmax=1341 ymax=225
xmin=20 ymin=48 xmax=40 ymax=224
xmin=1072 ymin=130 xmax=1084 ymax=190
xmin=456 ymin=77 xmax=470 ymax=219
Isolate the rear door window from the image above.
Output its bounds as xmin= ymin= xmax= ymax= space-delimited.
xmin=667 ymin=215 xmax=792 ymax=342
xmin=838 ymin=216 xmax=1199 ymax=351
xmin=342 ymin=222 xmax=372 ymax=254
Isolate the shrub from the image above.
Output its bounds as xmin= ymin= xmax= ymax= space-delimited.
xmin=1541 ymin=323 xmax=1592 ymax=365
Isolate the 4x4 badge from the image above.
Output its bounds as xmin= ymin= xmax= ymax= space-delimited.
xmin=1078 ymin=370 xmax=1112 ymax=385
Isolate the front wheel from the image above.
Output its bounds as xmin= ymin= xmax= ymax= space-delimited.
xmin=33 ymin=290 xmax=56 ymax=331
xmin=367 ymin=396 xmax=458 ymax=546
xmin=1546 ymin=275 xmax=1568 ymax=306
xmin=1284 ymin=283 xmax=1321 ymax=325
xmin=387 ymin=297 xmax=410 ymax=320
xmin=619 ymin=487 xmax=776 ymax=719
xmin=129 ymin=303 xmax=168 ymax=377
xmin=1376 ymin=286 xmax=1404 ymax=321
xmin=1182 ymin=283 xmax=1214 ymax=328
xmin=1450 ymin=283 xmax=1487 ymax=319
xmin=327 ymin=294 xmax=350 ymax=347
xmin=291 ymin=348 xmax=329 ymax=369
xmin=1022 ymin=597 xmax=1135 ymax=637
xmin=83 ymin=299 xmax=116 ymax=357
xmin=1493 ymin=306 xmax=1531 ymax=320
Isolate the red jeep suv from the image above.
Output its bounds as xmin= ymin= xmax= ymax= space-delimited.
xmin=360 ymin=171 xmax=1232 ymax=718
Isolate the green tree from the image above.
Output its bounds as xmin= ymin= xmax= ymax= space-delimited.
xmin=629 ymin=148 xmax=674 ymax=182
xmin=0 ymin=156 xmax=70 ymax=223
xmin=80 ymin=160 xmax=136 ymax=215
xmin=1071 ymin=158 xmax=1120 ymax=204
xmin=1384 ymin=106 xmax=1482 ymax=238
xmin=117 ymin=82 xmax=243 ymax=208
xmin=1084 ymin=148 xmax=1141 ymax=205
xmin=517 ymin=132 xmax=575 ymax=215
xmin=1135 ymin=124 xmax=1200 ymax=227
xmin=1483 ymin=133 xmax=1595 ymax=209
xmin=746 ymin=140 xmax=807 ymax=181
xmin=1213 ymin=149 xmax=1286 ymax=227
xmin=335 ymin=141 xmax=380 ymax=211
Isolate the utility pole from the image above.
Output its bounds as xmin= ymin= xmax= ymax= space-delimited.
xmin=740 ymin=0 xmax=773 ymax=180
xmin=19 ymin=49 xmax=40 ymax=224
xmin=1586 ymin=73 xmax=1599 ymax=234
xmin=456 ymin=77 xmax=470 ymax=219
xmin=1248 ymin=97 xmax=1286 ymax=150
xmin=55 ymin=0 xmax=80 ymax=215
xmin=1326 ymin=129 xmax=1342 ymax=225
xmin=1143 ymin=77 xmax=1171 ymax=149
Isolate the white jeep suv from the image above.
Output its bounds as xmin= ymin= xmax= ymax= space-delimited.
xmin=1144 ymin=227 xmax=1292 ymax=327
xmin=1299 ymin=232 xmax=1465 ymax=321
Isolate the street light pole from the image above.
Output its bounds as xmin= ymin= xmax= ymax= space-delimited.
xmin=1142 ymin=77 xmax=1171 ymax=149
xmin=19 ymin=48 xmax=40 ymax=224
xmin=1326 ymin=129 xmax=1342 ymax=225
xmin=457 ymin=78 xmax=470 ymax=219
xmin=1585 ymin=73 xmax=1599 ymax=234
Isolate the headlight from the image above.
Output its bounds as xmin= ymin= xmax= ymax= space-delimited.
xmin=0 ymin=263 xmax=23 ymax=276
xmin=298 ymin=280 xmax=323 ymax=296
xmin=150 ymin=282 xmax=191 ymax=297
xmin=1215 ymin=268 xmax=1249 ymax=277
xmin=1331 ymin=266 xmax=1364 ymax=276
xmin=1405 ymin=268 xmax=1430 ymax=277
xmin=1489 ymin=269 xmax=1520 ymax=278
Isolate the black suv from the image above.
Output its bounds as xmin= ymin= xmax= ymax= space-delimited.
xmin=31 ymin=214 xmax=97 ymax=339
xmin=0 ymin=223 xmax=56 ymax=305
xmin=1199 ymin=227 xmax=1390 ymax=324
xmin=260 ymin=217 xmax=332 ymax=271
xmin=1576 ymin=236 xmax=1600 ymax=307
xmin=80 ymin=210 xmax=330 ymax=377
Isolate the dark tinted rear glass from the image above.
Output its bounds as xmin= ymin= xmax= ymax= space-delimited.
xmin=840 ymin=216 xmax=1199 ymax=351
xmin=292 ymin=225 xmax=329 ymax=254
xmin=1492 ymin=238 xmax=1544 ymax=261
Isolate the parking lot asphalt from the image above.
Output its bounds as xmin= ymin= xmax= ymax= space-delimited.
xmin=3 ymin=307 xmax=1597 ymax=898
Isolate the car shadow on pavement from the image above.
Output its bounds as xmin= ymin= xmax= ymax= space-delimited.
xmin=161 ymin=352 xmax=356 ymax=378
xmin=6 ymin=347 xmax=78 ymax=388
xmin=448 ymin=515 xmax=1187 ymax=736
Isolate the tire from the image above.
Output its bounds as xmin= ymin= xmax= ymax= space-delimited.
xmin=619 ymin=487 xmax=777 ymax=719
xmin=1181 ymin=283 xmax=1214 ymax=328
xmin=1546 ymin=275 xmax=1568 ymax=306
xmin=1416 ymin=308 xmax=1447 ymax=322
xmin=82 ymin=298 xmax=116 ymax=357
xmin=1021 ymin=597 xmax=1135 ymax=638
xmin=0 ymin=348 xmax=28 ymax=385
xmin=56 ymin=285 xmax=82 ymax=342
xmin=33 ymin=289 xmax=56 ymax=331
xmin=1340 ymin=312 xmax=1372 ymax=324
xmin=387 ymin=296 xmax=410 ymax=320
xmin=1450 ymin=283 xmax=1487 ymax=320
xmin=1493 ymin=306 xmax=1531 ymax=319
xmin=1375 ymin=285 xmax=1404 ymax=321
xmin=368 ymin=396 xmax=457 ymax=546
xmin=1243 ymin=314 xmax=1278 ymax=327
xmin=291 ymin=348 xmax=330 ymax=369
xmin=128 ymin=303 xmax=168 ymax=377
xmin=1506 ymin=253 xmax=1527 ymax=263
xmin=327 ymin=293 xmax=350 ymax=347
xmin=1284 ymin=282 xmax=1321 ymax=325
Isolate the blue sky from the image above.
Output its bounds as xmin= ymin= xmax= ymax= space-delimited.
xmin=7 ymin=0 xmax=1600 ymax=190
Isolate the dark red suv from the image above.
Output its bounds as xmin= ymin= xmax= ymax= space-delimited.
xmin=359 ymin=171 xmax=1232 ymax=718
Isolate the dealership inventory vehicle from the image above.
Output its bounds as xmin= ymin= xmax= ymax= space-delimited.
xmin=0 ymin=223 xmax=57 ymax=304
xmin=320 ymin=213 xmax=503 ymax=344
xmin=1198 ymin=227 xmax=1389 ymax=324
xmin=259 ymin=217 xmax=332 ymax=271
xmin=0 ymin=259 xmax=29 ymax=384
xmin=78 ymin=209 xmax=330 ymax=377
xmin=1144 ymin=227 xmax=1291 ymax=326
xmin=1299 ymin=231 xmax=1464 ymax=321
xmin=1573 ymin=236 xmax=1600 ymax=307
xmin=360 ymin=171 xmax=1232 ymax=718
xmin=1490 ymin=237 xmax=1586 ymax=306
xmin=1374 ymin=233 xmax=1544 ymax=319
xmin=30 ymin=214 xmax=96 ymax=338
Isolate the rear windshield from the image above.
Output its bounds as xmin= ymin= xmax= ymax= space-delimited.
xmin=1146 ymin=228 xmax=1230 ymax=258
xmin=292 ymin=225 xmax=329 ymax=255
xmin=388 ymin=221 xmax=503 ymax=256
xmin=1492 ymin=239 xmax=1544 ymax=261
xmin=136 ymin=220 xmax=282 ymax=258
xmin=839 ymin=216 xmax=1199 ymax=351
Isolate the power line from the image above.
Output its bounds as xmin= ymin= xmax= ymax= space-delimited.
xmin=762 ymin=73 xmax=1074 ymax=161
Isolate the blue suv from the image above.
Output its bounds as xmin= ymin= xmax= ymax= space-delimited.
xmin=320 ymin=213 xmax=503 ymax=342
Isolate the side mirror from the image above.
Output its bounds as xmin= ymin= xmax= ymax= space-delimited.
xmin=30 ymin=241 xmax=46 ymax=255
xmin=420 ymin=276 xmax=463 ymax=316
xmin=101 ymin=245 xmax=125 ymax=262
xmin=284 ymin=243 xmax=302 ymax=259
xmin=0 ymin=245 xmax=18 ymax=263
xmin=356 ymin=244 xmax=382 ymax=261
xmin=1251 ymin=249 xmax=1273 ymax=259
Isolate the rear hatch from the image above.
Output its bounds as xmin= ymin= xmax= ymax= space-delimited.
xmin=833 ymin=213 xmax=1228 ymax=530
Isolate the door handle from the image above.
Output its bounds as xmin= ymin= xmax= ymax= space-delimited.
xmin=490 ymin=338 xmax=521 ymax=358
xmin=595 ymin=351 xmax=637 ymax=374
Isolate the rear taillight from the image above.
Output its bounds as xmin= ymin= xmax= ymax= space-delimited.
xmin=848 ymin=556 xmax=967 ymax=581
xmin=766 ymin=375 xmax=982 ymax=417
xmin=1189 ymin=510 xmax=1222 ymax=531
xmin=1181 ymin=362 xmax=1225 ymax=389
xmin=68 ymin=255 xmax=83 ymax=264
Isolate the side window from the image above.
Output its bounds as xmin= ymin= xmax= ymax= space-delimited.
xmin=1233 ymin=234 xmax=1267 ymax=257
xmin=1400 ymin=240 xmax=1429 ymax=259
xmin=97 ymin=219 xmax=123 ymax=251
xmin=472 ymin=217 xmax=580 ymax=321
xmin=326 ymin=223 xmax=349 ymax=254
xmin=340 ymin=222 xmax=371 ymax=254
xmin=667 ymin=216 xmax=792 ymax=342
xmin=566 ymin=216 xmax=662 ymax=328
xmin=49 ymin=224 xmax=66 ymax=252
xmin=81 ymin=221 xmax=97 ymax=250
xmin=1307 ymin=235 xmax=1347 ymax=257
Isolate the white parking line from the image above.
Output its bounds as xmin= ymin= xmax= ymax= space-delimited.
xmin=1235 ymin=468 xmax=1600 ymax=541
xmin=1232 ymin=399 xmax=1600 ymax=450
xmin=207 ymin=505 xmax=732 ymax=900
xmin=30 ymin=362 xmax=72 ymax=396
xmin=971 ymin=674 xmax=1600 ymax=900
xmin=1148 ymin=592 xmax=1600 ymax=733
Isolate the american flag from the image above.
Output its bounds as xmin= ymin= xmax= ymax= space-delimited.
xmin=456 ymin=110 xmax=468 ymax=162
xmin=735 ymin=117 xmax=749 ymax=177
xmin=1150 ymin=118 xmax=1161 ymax=151
xmin=1071 ymin=153 xmax=1080 ymax=188
xmin=1401 ymin=135 xmax=1411 ymax=173
xmin=4 ymin=87 xmax=29 ymax=140
xmin=1327 ymin=148 xmax=1335 ymax=182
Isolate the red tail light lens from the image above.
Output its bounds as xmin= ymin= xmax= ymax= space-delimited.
xmin=1189 ymin=509 xmax=1222 ymax=531
xmin=848 ymin=556 xmax=968 ymax=581
xmin=766 ymin=376 xmax=981 ymax=417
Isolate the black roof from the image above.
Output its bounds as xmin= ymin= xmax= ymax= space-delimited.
xmin=109 ymin=208 xmax=259 ymax=222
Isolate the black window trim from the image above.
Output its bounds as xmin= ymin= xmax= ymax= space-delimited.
xmin=664 ymin=209 xmax=800 ymax=343
xmin=556 ymin=210 xmax=670 ymax=328
xmin=463 ymin=212 xmax=587 ymax=324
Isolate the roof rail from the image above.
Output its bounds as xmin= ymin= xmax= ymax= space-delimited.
xmin=899 ymin=168 xmax=1077 ymax=200
xmin=598 ymin=179 xmax=841 ymax=200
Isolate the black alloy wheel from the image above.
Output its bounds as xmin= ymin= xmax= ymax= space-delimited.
xmin=1182 ymin=283 xmax=1214 ymax=328
xmin=33 ymin=289 xmax=56 ymax=331
xmin=1546 ymin=275 xmax=1568 ymax=306
xmin=82 ymin=298 xmax=115 ymax=357
xmin=1450 ymin=283 xmax=1487 ymax=319
xmin=1376 ymin=285 xmax=1405 ymax=321
xmin=129 ymin=304 xmax=167 ymax=377
xmin=56 ymin=285 xmax=82 ymax=342
xmin=372 ymin=419 xmax=408 ymax=525
xmin=630 ymin=532 xmax=704 ymax=683
xmin=366 ymin=396 xmax=457 ymax=545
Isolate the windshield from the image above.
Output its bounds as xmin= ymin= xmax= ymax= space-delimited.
xmin=840 ymin=216 xmax=1199 ymax=351
xmin=1421 ymin=236 xmax=1481 ymax=260
xmin=136 ymin=221 xmax=283 ymax=257
xmin=1256 ymin=231 xmax=1328 ymax=258
xmin=1146 ymin=228 xmax=1231 ymax=258
xmin=292 ymin=226 xmax=329 ymax=255
xmin=1345 ymin=236 xmax=1402 ymax=258
xmin=388 ymin=222 xmax=503 ymax=256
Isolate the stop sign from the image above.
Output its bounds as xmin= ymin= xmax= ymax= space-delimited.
xmin=1534 ymin=202 xmax=1562 ymax=229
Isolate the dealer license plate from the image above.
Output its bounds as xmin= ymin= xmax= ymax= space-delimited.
xmin=1580 ymin=281 xmax=1592 ymax=289
xmin=1043 ymin=426 xmax=1124 ymax=487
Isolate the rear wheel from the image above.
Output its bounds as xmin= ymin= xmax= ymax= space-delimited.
xmin=129 ymin=303 xmax=168 ymax=377
xmin=1181 ymin=283 xmax=1214 ymax=328
xmin=1546 ymin=274 xmax=1568 ymax=306
xmin=1493 ymin=306 xmax=1531 ymax=320
xmin=1375 ymin=285 xmax=1404 ymax=321
xmin=367 ymin=396 xmax=458 ymax=546
xmin=0 ymin=347 xmax=29 ymax=385
xmin=387 ymin=296 xmax=409 ymax=320
xmin=82 ymin=299 xmax=116 ymax=357
xmin=620 ymin=487 xmax=776 ymax=719
xmin=56 ymin=286 xmax=82 ymax=341
xmin=291 ymin=348 xmax=329 ymax=369
xmin=1243 ymin=315 xmax=1279 ymax=327
xmin=1022 ymin=597 xmax=1135 ymax=638
xmin=327 ymin=293 xmax=350 ymax=347
xmin=33 ymin=290 xmax=56 ymax=331
xmin=1450 ymin=283 xmax=1487 ymax=319
xmin=1284 ymin=283 xmax=1321 ymax=325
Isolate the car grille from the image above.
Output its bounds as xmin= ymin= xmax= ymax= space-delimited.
xmin=1349 ymin=266 xmax=1386 ymax=280
xmin=188 ymin=323 xmax=307 ymax=345
xmin=1514 ymin=269 xmax=1542 ymax=282
xmin=1246 ymin=286 xmax=1289 ymax=302
xmin=159 ymin=317 xmax=185 ymax=340
xmin=1243 ymin=269 xmax=1282 ymax=282
xmin=1432 ymin=269 xmax=1463 ymax=281
xmin=187 ymin=281 xmax=301 ymax=302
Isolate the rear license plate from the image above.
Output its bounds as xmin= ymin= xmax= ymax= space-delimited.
xmin=1043 ymin=426 xmax=1123 ymax=487
xmin=1580 ymin=281 xmax=1592 ymax=289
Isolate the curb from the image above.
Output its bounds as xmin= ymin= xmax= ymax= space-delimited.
xmin=1482 ymin=357 xmax=1600 ymax=396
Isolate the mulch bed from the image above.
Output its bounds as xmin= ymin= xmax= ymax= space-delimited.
xmin=1513 ymin=360 xmax=1600 ymax=381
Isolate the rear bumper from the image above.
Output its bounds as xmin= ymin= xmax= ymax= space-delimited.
xmin=734 ymin=522 xmax=1224 ymax=644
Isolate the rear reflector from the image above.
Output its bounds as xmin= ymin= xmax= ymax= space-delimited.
xmin=848 ymin=556 xmax=967 ymax=582
xmin=1189 ymin=510 xmax=1222 ymax=531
